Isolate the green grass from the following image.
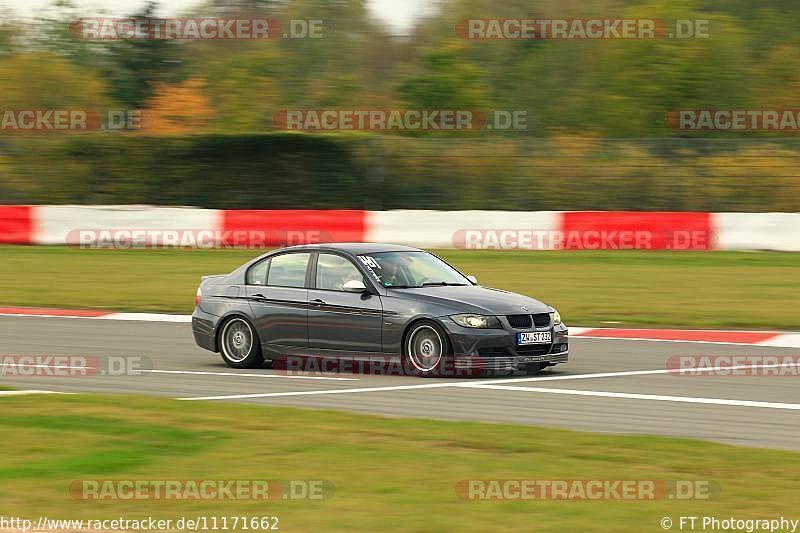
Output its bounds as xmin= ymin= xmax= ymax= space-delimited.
xmin=0 ymin=246 xmax=798 ymax=328
xmin=2 ymin=394 xmax=800 ymax=532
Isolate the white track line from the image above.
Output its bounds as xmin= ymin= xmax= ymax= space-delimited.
xmin=0 ymin=390 xmax=70 ymax=396
xmin=0 ymin=312 xmax=191 ymax=322
xmin=458 ymin=383 xmax=800 ymax=411
xmin=142 ymin=369 xmax=357 ymax=381
xmin=97 ymin=313 xmax=191 ymax=323
xmin=0 ymin=313 xmax=104 ymax=320
xmin=0 ymin=363 xmax=357 ymax=382
xmin=1 ymin=363 xmax=89 ymax=371
xmin=178 ymin=382 xmax=460 ymax=401
xmin=469 ymin=361 xmax=800 ymax=386
xmin=177 ymin=361 xmax=800 ymax=401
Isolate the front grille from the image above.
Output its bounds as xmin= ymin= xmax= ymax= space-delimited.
xmin=515 ymin=344 xmax=552 ymax=357
xmin=506 ymin=313 xmax=551 ymax=329
xmin=506 ymin=314 xmax=532 ymax=328
xmin=532 ymin=313 xmax=551 ymax=327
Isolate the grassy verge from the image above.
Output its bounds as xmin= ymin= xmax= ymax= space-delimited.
xmin=1 ymin=394 xmax=799 ymax=532
xmin=0 ymin=246 xmax=797 ymax=328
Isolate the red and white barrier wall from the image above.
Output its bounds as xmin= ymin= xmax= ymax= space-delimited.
xmin=0 ymin=205 xmax=33 ymax=244
xmin=0 ymin=206 xmax=798 ymax=250
xmin=33 ymin=205 xmax=221 ymax=245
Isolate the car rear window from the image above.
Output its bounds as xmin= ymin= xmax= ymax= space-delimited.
xmin=246 ymin=258 xmax=269 ymax=285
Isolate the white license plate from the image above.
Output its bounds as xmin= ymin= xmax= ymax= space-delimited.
xmin=517 ymin=331 xmax=552 ymax=345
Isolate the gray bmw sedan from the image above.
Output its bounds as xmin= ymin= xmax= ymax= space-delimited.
xmin=192 ymin=243 xmax=568 ymax=377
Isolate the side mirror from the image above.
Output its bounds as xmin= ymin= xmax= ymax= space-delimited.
xmin=343 ymin=279 xmax=368 ymax=293
xmin=466 ymin=275 xmax=478 ymax=284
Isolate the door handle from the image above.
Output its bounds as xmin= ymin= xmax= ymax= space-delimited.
xmin=311 ymin=298 xmax=326 ymax=305
xmin=252 ymin=293 xmax=266 ymax=300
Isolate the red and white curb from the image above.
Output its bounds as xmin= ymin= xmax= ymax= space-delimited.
xmin=0 ymin=307 xmax=191 ymax=323
xmin=569 ymin=327 xmax=800 ymax=348
xmin=0 ymin=307 xmax=798 ymax=347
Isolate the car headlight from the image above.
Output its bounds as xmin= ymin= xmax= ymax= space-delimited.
xmin=450 ymin=314 xmax=501 ymax=329
xmin=551 ymin=309 xmax=562 ymax=325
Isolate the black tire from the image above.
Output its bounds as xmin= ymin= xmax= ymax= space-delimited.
xmin=218 ymin=316 xmax=264 ymax=369
xmin=402 ymin=319 xmax=451 ymax=377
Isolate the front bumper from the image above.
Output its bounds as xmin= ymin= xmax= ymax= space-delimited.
xmin=441 ymin=317 xmax=569 ymax=373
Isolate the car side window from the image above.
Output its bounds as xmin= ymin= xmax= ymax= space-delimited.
xmin=267 ymin=253 xmax=311 ymax=288
xmin=316 ymin=253 xmax=364 ymax=291
xmin=246 ymin=258 xmax=269 ymax=285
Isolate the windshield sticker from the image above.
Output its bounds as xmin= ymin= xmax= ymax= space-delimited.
xmin=357 ymin=255 xmax=383 ymax=283
xmin=358 ymin=255 xmax=381 ymax=269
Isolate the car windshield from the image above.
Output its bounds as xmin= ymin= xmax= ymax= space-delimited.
xmin=356 ymin=251 xmax=469 ymax=288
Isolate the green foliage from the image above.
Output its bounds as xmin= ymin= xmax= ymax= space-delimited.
xmin=0 ymin=133 xmax=369 ymax=208
xmin=100 ymin=3 xmax=184 ymax=108
xmin=398 ymin=41 xmax=490 ymax=110
xmin=4 ymin=0 xmax=793 ymax=137
xmin=1 ymin=135 xmax=799 ymax=211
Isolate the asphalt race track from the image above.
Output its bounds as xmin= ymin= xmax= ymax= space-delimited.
xmin=2 ymin=316 xmax=799 ymax=450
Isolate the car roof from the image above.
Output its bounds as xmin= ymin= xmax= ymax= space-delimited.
xmin=276 ymin=242 xmax=423 ymax=255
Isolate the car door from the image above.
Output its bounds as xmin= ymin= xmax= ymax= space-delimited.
xmin=307 ymin=252 xmax=383 ymax=353
xmin=245 ymin=252 xmax=311 ymax=351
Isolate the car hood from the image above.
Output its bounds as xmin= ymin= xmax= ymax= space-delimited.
xmin=390 ymin=285 xmax=551 ymax=316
